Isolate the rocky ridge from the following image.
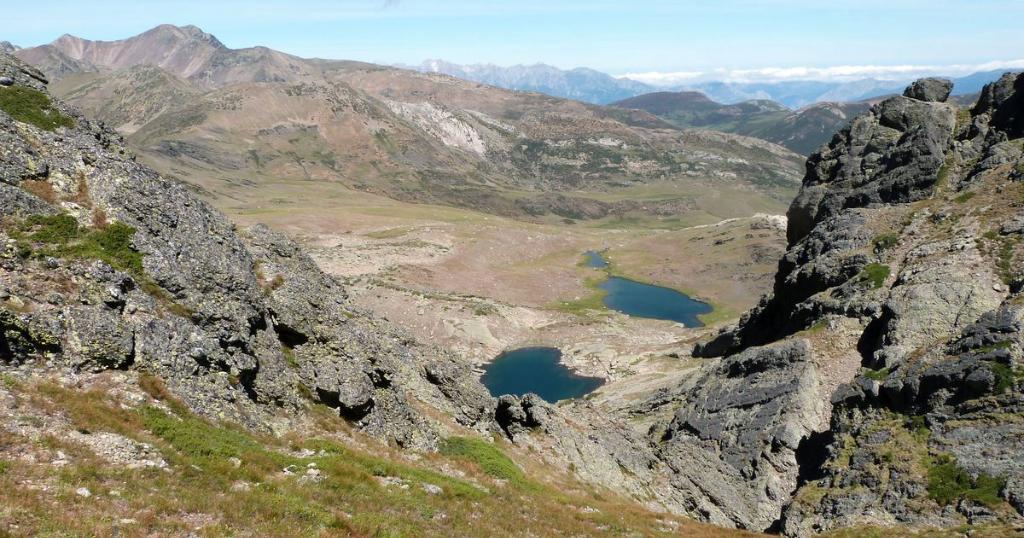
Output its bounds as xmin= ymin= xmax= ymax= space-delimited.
xmin=0 ymin=50 xmax=491 ymax=449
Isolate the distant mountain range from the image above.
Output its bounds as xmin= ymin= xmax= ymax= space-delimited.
xmin=611 ymin=91 xmax=875 ymax=155
xmin=11 ymin=25 xmax=805 ymax=224
xmin=415 ymin=60 xmax=1017 ymax=109
xmin=413 ymin=59 xmax=655 ymax=105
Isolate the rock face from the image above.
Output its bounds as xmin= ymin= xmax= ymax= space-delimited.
xmin=0 ymin=51 xmax=491 ymax=448
xmin=682 ymin=73 xmax=1024 ymax=534
xmin=659 ymin=339 xmax=825 ymax=529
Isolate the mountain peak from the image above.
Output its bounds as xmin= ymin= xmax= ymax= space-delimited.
xmin=140 ymin=24 xmax=226 ymax=49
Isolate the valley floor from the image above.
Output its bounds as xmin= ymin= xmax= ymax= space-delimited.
xmin=220 ymin=178 xmax=786 ymax=407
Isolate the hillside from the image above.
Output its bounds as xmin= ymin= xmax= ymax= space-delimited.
xmin=0 ymin=49 xmax=757 ymax=537
xmin=613 ymin=91 xmax=872 ymax=155
xmin=14 ymin=26 xmax=805 ymax=225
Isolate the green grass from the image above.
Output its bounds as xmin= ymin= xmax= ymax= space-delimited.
xmin=140 ymin=406 xmax=285 ymax=468
xmin=0 ymin=86 xmax=75 ymax=131
xmin=550 ymin=274 xmax=609 ymax=316
xmin=926 ymin=453 xmax=1005 ymax=507
xmin=858 ymin=263 xmax=891 ymax=289
xmin=439 ymin=436 xmax=524 ymax=484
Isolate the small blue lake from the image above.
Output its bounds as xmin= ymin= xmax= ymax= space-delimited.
xmin=585 ymin=250 xmax=712 ymax=327
xmin=481 ymin=347 xmax=604 ymax=402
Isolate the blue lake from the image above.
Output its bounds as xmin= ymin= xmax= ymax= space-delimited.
xmin=583 ymin=250 xmax=609 ymax=269
xmin=481 ymin=347 xmax=604 ymax=402
xmin=587 ymin=251 xmax=712 ymax=327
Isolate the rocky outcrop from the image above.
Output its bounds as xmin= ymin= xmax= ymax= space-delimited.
xmin=904 ymin=78 xmax=953 ymax=103
xmin=0 ymin=50 xmax=492 ymax=448
xmin=671 ymin=74 xmax=1024 ymax=534
xmin=696 ymin=76 xmax=960 ymax=358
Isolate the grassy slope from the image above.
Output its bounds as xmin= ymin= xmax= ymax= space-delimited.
xmin=0 ymin=374 xmax=741 ymax=537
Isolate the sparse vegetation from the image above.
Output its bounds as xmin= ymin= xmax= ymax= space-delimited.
xmin=935 ymin=156 xmax=954 ymax=190
xmin=365 ymin=226 xmax=410 ymax=240
xmin=996 ymin=237 xmax=1017 ymax=285
xmin=906 ymin=415 xmax=929 ymax=443
xmin=955 ymin=108 xmax=973 ymax=131
xmin=858 ymin=263 xmax=891 ymax=289
xmin=550 ymin=275 xmax=608 ymax=316
xmin=953 ymin=191 xmax=976 ymax=203
xmin=472 ymin=303 xmax=498 ymax=317
xmin=12 ymin=214 xmax=143 ymax=275
xmin=0 ymin=85 xmax=75 ymax=131
xmin=282 ymin=345 xmax=299 ymax=368
xmin=5 ymin=213 xmax=199 ymax=318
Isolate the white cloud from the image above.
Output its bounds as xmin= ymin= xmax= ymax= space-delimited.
xmin=618 ymin=59 xmax=1024 ymax=86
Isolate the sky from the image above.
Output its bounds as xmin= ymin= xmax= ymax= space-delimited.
xmin=3 ymin=0 xmax=1023 ymax=85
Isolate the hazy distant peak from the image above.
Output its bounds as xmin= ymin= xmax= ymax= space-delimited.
xmin=0 ymin=41 xmax=18 ymax=54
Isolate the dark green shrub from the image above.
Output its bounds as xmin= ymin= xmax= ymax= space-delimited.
xmin=69 ymin=221 xmax=144 ymax=275
xmin=0 ymin=86 xmax=74 ymax=131
xmin=23 ymin=214 xmax=79 ymax=243
xmin=872 ymin=233 xmax=899 ymax=252
xmin=988 ymin=361 xmax=1017 ymax=394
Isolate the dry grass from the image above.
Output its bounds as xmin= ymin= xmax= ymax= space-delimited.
xmin=20 ymin=179 xmax=58 ymax=204
xmin=72 ymin=172 xmax=92 ymax=207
